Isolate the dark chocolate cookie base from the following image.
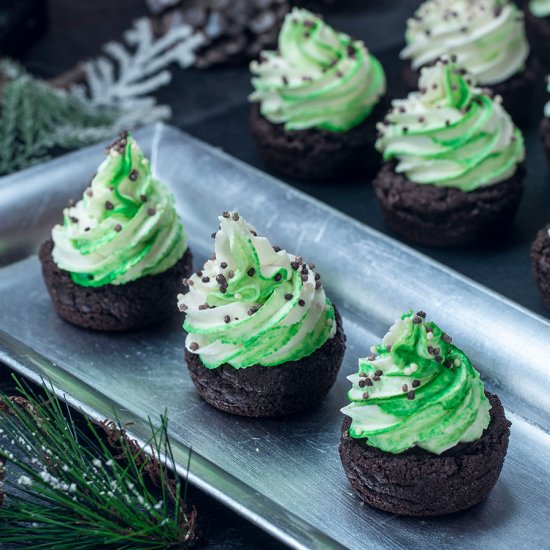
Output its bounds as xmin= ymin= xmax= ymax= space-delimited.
xmin=339 ymin=392 xmax=511 ymax=517
xmin=541 ymin=116 xmax=550 ymax=166
xmin=186 ymin=309 xmax=346 ymax=417
xmin=39 ymin=238 xmax=193 ymax=331
xmin=372 ymin=162 xmax=525 ymax=247
xmin=525 ymin=8 xmax=550 ymax=68
xmin=249 ymin=98 xmax=390 ymax=181
xmin=402 ymin=56 xmax=541 ymax=124
xmin=531 ymin=223 xmax=550 ymax=311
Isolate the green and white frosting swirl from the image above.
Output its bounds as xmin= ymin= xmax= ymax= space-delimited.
xmin=52 ymin=133 xmax=187 ymax=287
xmin=178 ymin=212 xmax=336 ymax=369
xmin=341 ymin=311 xmax=491 ymax=455
xmin=400 ymin=0 xmax=530 ymax=86
xmin=249 ymin=7 xmax=386 ymax=132
xmin=375 ymin=60 xmax=525 ymax=191
xmin=530 ymin=0 xmax=550 ymax=18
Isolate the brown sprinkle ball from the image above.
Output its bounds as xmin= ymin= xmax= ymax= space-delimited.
xmin=222 ymin=211 xmax=230 ymax=218
xmin=221 ymin=262 xmax=228 ymax=269
xmin=202 ymin=276 xmax=210 ymax=283
xmin=189 ymin=342 xmax=199 ymax=351
xmin=147 ymin=207 xmax=156 ymax=216
xmin=298 ymin=299 xmax=305 ymax=307
xmin=140 ymin=194 xmax=148 ymax=202
xmin=198 ymin=303 xmax=209 ymax=310
xmin=368 ymin=354 xmax=376 ymax=362
xmin=114 ymin=224 xmax=122 ymax=232
xmin=359 ymin=372 xmax=367 ymax=378
xmin=435 ymin=356 xmax=443 ymax=363
xmin=374 ymin=369 xmax=383 ymax=377
xmin=412 ymin=316 xmax=423 ymax=324
xmin=402 ymin=384 xmax=409 ymax=392
xmin=105 ymin=201 xmax=114 ymax=211
xmin=365 ymin=378 xmax=373 ymax=387
xmin=129 ymin=169 xmax=139 ymax=181
xmin=70 ymin=216 xmax=78 ymax=224
xmin=285 ymin=294 xmax=293 ymax=301
xmin=373 ymin=376 xmax=380 ymax=382
xmin=274 ymin=273 xmax=282 ymax=282
xmin=178 ymin=303 xmax=187 ymax=312
xmin=86 ymin=189 xmax=93 ymax=197
xmin=223 ymin=315 xmax=231 ymax=324
xmin=211 ymin=232 xmax=217 ymax=239
xmin=216 ymin=274 xmax=227 ymax=286
xmin=362 ymin=392 xmax=370 ymax=400
xmin=359 ymin=380 xmax=367 ymax=388
xmin=407 ymin=391 xmax=415 ymax=400
xmin=232 ymin=213 xmax=240 ymax=221
xmin=248 ymin=306 xmax=258 ymax=316
xmin=416 ymin=311 xmax=426 ymax=318
xmin=412 ymin=380 xmax=421 ymax=388
xmin=228 ymin=270 xmax=235 ymax=279
xmin=442 ymin=334 xmax=452 ymax=343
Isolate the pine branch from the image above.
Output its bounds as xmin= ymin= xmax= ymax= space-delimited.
xmin=0 ymin=377 xmax=197 ymax=548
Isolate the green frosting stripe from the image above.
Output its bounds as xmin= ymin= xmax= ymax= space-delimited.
xmin=52 ymin=133 xmax=187 ymax=287
xmin=178 ymin=212 xmax=336 ymax=369
xmin=400 ymin=0 xmax=530 ymax=86
xmin=531 ymin=0 xmax=550 ymax=17
xmin=250 ymin=8 xmax=386 ymax=132
xmin=375 ymin=59 xmax=525 ymax=191
xmin=341 ymin=311 xmax=491 ymax=455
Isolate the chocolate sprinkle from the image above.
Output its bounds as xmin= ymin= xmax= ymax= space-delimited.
xmin=222 ymin=211 xmax=230 ymax=218
xmin=231 ymin=213 xmax=239 ymax=221
xmin=285 ymin=293 xmax=293 ymax=300
xmin=129 ymin=169 xmax=139 ymax=181
xmin=189 ymin=342 xmax=199 ymax=351
xmin=362 ymin=392 xmax=370 ymax=399
xmin=402 ymin=384 xmax=409 ymax=392
xmin=221 ymin=262 xmax=228 ymax=269
xmin=407 ymin=390 xmax=415 ymax=400
xmin=140 ymin=194 xmax=148 ymax=202
xmin=247 ymin=267 xmax=255 ymax=277
xmin=412 ymin=380 xmax=421 ymax=388
xmin=114 ymin=224 xmax=122 ymax=232
xmin=202 ymin=276 xmax=210 ymax=283
xmin=374 ymin=370 xmax=383 ymax=377
xmin=105 ymin=201 xmax=114 ymax=210
xmin=223 ymin=315 xmax=230 ymax=323
xmin=274 ymin=273 xmax=282 ymax=282
xmin=147 ymin=207 xmax=156 ymax=216
xmin=298 ymin=299 xmax=305 ymax=307
xmin=365 ymin=377 xmax=373 ymax=387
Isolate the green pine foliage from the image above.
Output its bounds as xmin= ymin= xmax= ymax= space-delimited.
xmin=0 ymin=63 xmax=116 ymax=176
xmin=0 ymin=377 xmax=196 ymax=548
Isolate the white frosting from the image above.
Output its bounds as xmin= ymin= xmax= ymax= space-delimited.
xmin=400 ymin=0 xmax=530 ymax=86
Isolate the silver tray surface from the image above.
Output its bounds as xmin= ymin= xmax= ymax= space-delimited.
xmin=0 ymin=124 xmax=549 ymax=549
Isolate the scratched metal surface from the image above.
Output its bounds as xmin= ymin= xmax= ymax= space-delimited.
xmin=0 ymin=124 xmax=549 ymax=549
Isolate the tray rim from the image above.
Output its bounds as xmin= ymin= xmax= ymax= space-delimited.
xmin=0 ymin=122 xmax=549 ymax=549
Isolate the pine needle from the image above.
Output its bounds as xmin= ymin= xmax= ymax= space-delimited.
xmin=0 ymin=377 xmax=196 ymax=548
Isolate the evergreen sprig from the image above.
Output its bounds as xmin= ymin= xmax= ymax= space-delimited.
xmin=0 ymin=377 xmax=196 ymax=549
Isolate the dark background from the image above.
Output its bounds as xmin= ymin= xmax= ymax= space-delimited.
xmin=2 ymin=0 xmax=549 ymax=547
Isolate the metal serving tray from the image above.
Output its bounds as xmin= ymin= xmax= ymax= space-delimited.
xmin=0 ymin=124 xmax=549 ymax=549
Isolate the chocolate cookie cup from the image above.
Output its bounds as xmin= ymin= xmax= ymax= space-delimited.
xmin=339 ymin=311 xmax=511 ymax=516
xmin=400 ymin=0 xmax=538 ymax=122
xmin=40 ymin=239 xmax=193 ymax=331
xmin=186 ymin=308 xmax=345 ymax=417
xmin=525 ymin=0 xmax=550 ymax=68
xmin=178 ymin=211 xmax=346 ymax=418
xmin=373 ymin=59 xmax=526 ymax=248
xmin=250 ymin=98 xmax=391 ymax=181
xmin=531 ymin=223 xmax=550 ymax=310
xmin=373 ymin=162 xmax=525 ymax=247
xmin=40 ymin=132 xmax=192 ymax=331
xmin=249 ymin=8 xmax=386 ymax=181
